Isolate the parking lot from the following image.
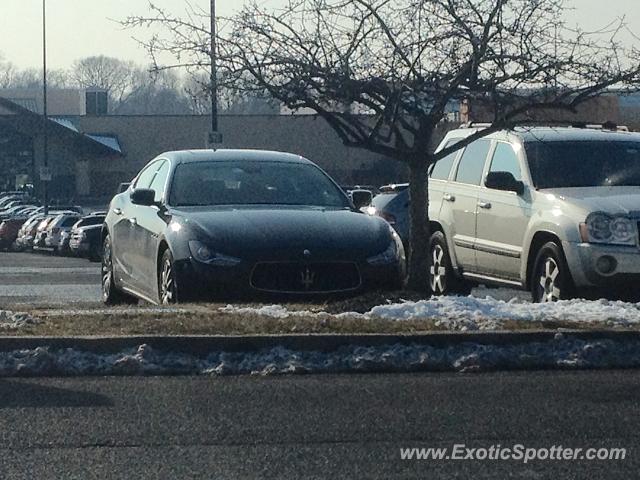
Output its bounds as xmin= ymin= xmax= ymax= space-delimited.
xmin=0 ymin=250 xmax=530 ymax=310
xmin=0 ymin=251 xmax=101 ymax=308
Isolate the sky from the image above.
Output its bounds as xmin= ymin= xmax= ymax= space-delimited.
xmin=0 ymin=0 xmax=638 ymax=70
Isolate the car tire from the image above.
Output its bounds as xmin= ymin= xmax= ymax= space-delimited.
xmin=428 ymin=231 xmax=472 ymax=296
xmin=531 ymin=242 xmax=574 ymax=303
xmin=102 ymin=235 xmax=137 ymax=305
xmin=158 ymin=249 xmax=183 ymax=304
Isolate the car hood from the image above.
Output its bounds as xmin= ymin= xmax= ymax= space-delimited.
xmin=543 ymin=186 xmax=640 ymax=216
xmin=171 ymin=206 xmax=392 ymax=260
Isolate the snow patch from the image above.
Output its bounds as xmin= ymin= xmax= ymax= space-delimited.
xmin=220 ymin=304 xmax=328 ymax=318
xmin=369 ymin=296 xmax=640 ymax=329
xmin=2 ymin=337 xmax=640 ymax=376
xmin=220 ymin=296 xmax=640 ymax=331
xmin=0 ymin=311 xmax=41 ymax=330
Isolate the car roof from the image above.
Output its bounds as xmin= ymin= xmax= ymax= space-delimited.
xmin=450 ymin=126 xmax=640 ymax=143
xmin=160 ymin=149 xmax=313 ymax=165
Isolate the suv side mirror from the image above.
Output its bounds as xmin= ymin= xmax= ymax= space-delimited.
xmin=130 ymin=188 xmax=156 ymax=206
xmin=485 ymin=171 xmax=525 ymax=195
xmin=350 ymin=189 xmax=373 ymax=209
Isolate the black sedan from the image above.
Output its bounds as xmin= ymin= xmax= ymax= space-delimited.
xmin=102 ymin=150 xmax=405 ymax=304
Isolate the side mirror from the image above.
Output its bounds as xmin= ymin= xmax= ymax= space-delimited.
xmin=485 ymin=171 xmax=525 ymax=195
xmin=130 ymin=188 xmax=156 ymax=206
xmin=350 ymin=189 xmax=373 ymax=210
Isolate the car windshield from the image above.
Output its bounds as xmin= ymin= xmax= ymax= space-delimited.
xmin=169 ymin=160 xmax=350 ymax=208
xmin=525 ymin=140 xmax=640 ymax=188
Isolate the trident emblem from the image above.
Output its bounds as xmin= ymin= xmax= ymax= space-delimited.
xmin=300 ymin=267 xmax=315 ymax=290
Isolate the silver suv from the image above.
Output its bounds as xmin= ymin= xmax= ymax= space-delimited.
xmin=428 ymin=125 xmax=640 ymax=302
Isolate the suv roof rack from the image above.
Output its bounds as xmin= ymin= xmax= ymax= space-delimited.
xmin=458 ymin=121 xmax=629 ymax=132
xmin=568 ymin=122 xmax=629 ymax=132
xmin=458 ymin=122 xmax=493 ymax=129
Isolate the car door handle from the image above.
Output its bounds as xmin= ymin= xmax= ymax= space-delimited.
xmin=113 ymin=208 xmax=122 ymax=215
xmin=443 ymin=193 xmax=456 ymax=202
xmin=128 ymin=218 xmax=137 ymax=226
xmin=478 ymin=201 xmax=492 ymax=209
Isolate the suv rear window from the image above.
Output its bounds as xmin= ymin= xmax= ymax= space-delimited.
xmin=525 ymin=140 xmax=640 ymax=188
xmin=454 ymin=139 xmax=492 ymax=185
xmin=430 ymin=140 xmax=461 ymax=180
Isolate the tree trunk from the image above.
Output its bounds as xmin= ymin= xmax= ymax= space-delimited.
xmin=405 ymin=156 xmax=431 ymax=294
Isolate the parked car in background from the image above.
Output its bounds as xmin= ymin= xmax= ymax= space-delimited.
xmin=365 ymin=183 xmax=409 ymax=248
xmin=0 ymin=218 xmax=28 ymax=250
xmin=102 ymin=150 xmax=405 ymax=304
xmin=69 ymin=214 xmax=106 ymax=261
xmin=43 ymin=213 xmax=83 ymax=251
xmin=426 ymin=124 xmax=640 ymax=302
xmin=15 ymin=214 xmax=45 ymax=250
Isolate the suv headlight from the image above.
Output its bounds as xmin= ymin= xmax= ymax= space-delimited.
xmin=188 ymin=240 xmax=241 ymax=266
xmin=367 ymin=229 xmax=405 ymax=265
xmin=580 ymin=213 xmax=637 ymax=246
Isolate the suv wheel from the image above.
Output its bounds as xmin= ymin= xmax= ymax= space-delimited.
xmin=428 ymin=231 xmax=472 ymax=296
xmin=102 ymin=235 xmax=137 ymax=305
xmin=531 ymin=242 xmax=573 ymax=303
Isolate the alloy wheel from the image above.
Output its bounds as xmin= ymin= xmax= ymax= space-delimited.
xmin=537 ymin=257 xmax=561 ymax=303
xmin=102 ymin=240 xmax=113 ymax=302
xmin=160 ymin=258 xmax=175 ymax=304
xmin=429 ymin=244 xmax=447 ymax=294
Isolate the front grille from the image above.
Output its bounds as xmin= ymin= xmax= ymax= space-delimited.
xmin=250 ymin=262 xmax=361 ymax=293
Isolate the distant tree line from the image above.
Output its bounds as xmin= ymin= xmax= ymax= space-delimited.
xmin=0 ymin=53 xmax=278 ymax=115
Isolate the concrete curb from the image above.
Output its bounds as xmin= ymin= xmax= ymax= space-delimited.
xmin=1 ymin=329 xmax=639 ymax=355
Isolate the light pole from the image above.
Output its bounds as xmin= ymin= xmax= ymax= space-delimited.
xmin=208 ymin=0 xmax=222 ymax=146
xmin=42 ymin=0 xmax=49 ymax=215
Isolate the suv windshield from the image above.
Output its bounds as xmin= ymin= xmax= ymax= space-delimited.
xmin=525 ymin=140 xmax=640 ymax=188
xmin=169 ymin=160 xmax=350 ymax=208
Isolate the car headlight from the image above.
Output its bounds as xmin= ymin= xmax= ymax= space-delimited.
xmin=580 ymin=213 xmax=637 ymax=246
xmin=188 ymin=240 xmax=241 ymax=266
xmin=367 ymin=229 xmax=405 ymax=265
xmin=364 ymin=206 xmax=377 ymax=216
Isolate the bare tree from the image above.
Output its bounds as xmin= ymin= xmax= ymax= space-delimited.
xmin=123 ymin=0 xmax=640 ymax=292
xmin=0 ymin=54 xmax=17 ymax=88
xmin=70 ymin=55 xmax=143 ymax=112
xmin=0 ymin=53 xmax=69 ymax=89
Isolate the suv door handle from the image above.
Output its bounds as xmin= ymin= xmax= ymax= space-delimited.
xmin=478 ymin=201 xmax=492 ymax=209
xmin=443 ymin=193 xmax=456 ymax=202
xmin=113 ymin=208 xmax=122 ymax=215
xmin=128 ymin=218 xmax=137 ymax=226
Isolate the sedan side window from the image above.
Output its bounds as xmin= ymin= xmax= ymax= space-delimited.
xmin=454 ymin=139 xmax=492 ymax=185
xmin=489 ymin=142 xmax=522 ymax=181
xmin=134 ymin=161 xmax=160 ymax=189
xmin=149 ymin=161 xmax=170 ymax=203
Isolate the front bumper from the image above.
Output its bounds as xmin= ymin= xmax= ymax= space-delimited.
xmin=173 ymin=257 xmax=403 ymax=299
xmin=563 ymin=241 xmax=640 ymax=288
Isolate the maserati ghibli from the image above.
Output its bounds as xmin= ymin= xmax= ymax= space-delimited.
xmin=101 ymin=150 xmax=405 ymax=304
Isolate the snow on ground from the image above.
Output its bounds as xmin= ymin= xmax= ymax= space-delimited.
xmin=221 ymin=295 xmax=640 ymax=331
xmin=1 ymin=335 xmax=640 ymax=376
xmin=219 ymin=304 xmax=307 ymax=318
xmin=370 ymin=296 xmax=640 ymax=329
xmin=0 ymin=310 xmax=41 ymax=330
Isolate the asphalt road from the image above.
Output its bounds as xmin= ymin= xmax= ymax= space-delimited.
xmin=0 ymin=370 xmax=637 ymax=479
xmin=0 ymin=251 xmax=101 ymax=308
xmin=0 ymin=251 xmax=529 ymax=308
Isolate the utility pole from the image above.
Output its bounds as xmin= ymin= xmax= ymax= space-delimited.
xmin=208 ymin=0 xmax=222 ymax=147
xmin=42 ymin=0 xmax=50 ymax=215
